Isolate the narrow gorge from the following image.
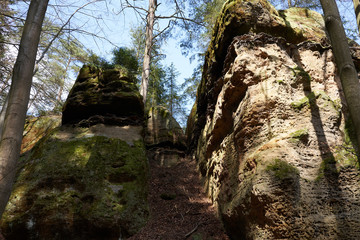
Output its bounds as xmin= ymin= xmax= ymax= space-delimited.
xmin=1 ymin=0 xmax=360 ymax=239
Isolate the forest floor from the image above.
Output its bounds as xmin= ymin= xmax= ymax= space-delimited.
xmin=128 ymin=150 xmax=230 ymax=240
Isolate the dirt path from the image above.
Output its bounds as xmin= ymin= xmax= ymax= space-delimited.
xmin=128 ymin=152 xmax=230 ymax=240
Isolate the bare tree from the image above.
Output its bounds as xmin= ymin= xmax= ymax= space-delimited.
xmin=140 ymin=0 xmax=157 ymax=103
xmin=0 ymin=0 xmax=49 ymax=219
xmin=320 ymin=0 xmax=360 ymax=151
xmin=123 ymin=0 xmax=200 ymax=104
xmin=353 ymin=0 xmax=360 ymax=34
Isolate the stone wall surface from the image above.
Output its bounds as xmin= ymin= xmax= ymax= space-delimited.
xmin=188 ymin=0 xmax=360 ymax=239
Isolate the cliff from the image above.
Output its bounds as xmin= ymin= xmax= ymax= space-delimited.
xmin=188 ymin=0 xmax=360 ymax=239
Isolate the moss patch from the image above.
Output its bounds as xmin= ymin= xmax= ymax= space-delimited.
xmin=290 ymin=91 xmax=339 ymax=113
xmin=1 ymin=128 xmax=149 ymax=239
xmin=266 ymin=159 xmax=299 ymax=180
xmin=290 ymin=128 xmax=309 ymax=143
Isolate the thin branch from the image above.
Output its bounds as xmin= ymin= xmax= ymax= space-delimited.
xmin=35 ymin=0 xmax=101 ymax=71
xmin=184 ymin=223 xmax=200 ymax=238
xmin=156 ymin=15 xmax=205 ymax=26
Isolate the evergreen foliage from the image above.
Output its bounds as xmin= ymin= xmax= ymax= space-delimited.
xmin=112 ymin=47 xmax=139 ymax=75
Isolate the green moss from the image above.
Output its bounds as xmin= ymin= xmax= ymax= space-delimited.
xmin=192 ymin=233 xmax=203 ymax=240
xmin=316 ymin=156 xmax=338 ymax=181
xmin=2 ymin=130 xmax=149 ymax=238
xmin=290 ymin=91 xmax=339 ymax=113
xmin=266 ymin=159 xmax=299 ymax=180
xmin=292 ymin=66 xmax=311 ymax=81
xmin=316 ymin=122 xmax=359 ymax=180
xmin=290 ymin=128 xmax=309 ymax=143
xmin=290 ymin=92 xmax=315 ymax=110
xmin=329 ymin=119 xmax=359 ymax=171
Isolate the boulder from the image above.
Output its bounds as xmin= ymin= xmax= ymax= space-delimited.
xmin=189 ymin=1 xmax=360 ymax=239
xmin=62 ymin=65 xmax=144 ymax=127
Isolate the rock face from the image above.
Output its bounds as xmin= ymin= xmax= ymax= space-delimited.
xmin=62 ymin=65 xmax=144 ymax=127
xmin=145 ymin=106 xmax=186 ymax=149
xmin=189 ymin=1 xmax=360 ymax=239
xmin=145 ymin=106 xmax=186 ymax=167
xmin=1 ymin=67 xmax=148 ymax=239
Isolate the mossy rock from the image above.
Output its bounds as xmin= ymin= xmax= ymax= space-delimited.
xmin=266 ymin=159 xmax=300 ymax=180
xmin=290 ymin=128 xmax=309 ymax=143
xmin=1 ymin=127 xmax=149 ymax=239
xmin=62 ymin=65 xmax=144 ymax=127
xmin=290 ymin=91 xmax=340 ymax=112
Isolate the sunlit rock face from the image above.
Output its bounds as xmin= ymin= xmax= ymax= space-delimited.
xmin=145 ymin=106 xmax=186 ymax=167
xmin=188 ymin=0 xmax=360 ymax=239
xmin=1 ymin=67 xmax=148 ymax=239
xmin=145 ymin=106 xmax=186 ymax=149
xmin=62 ymin=65 xmax=144 ymax=127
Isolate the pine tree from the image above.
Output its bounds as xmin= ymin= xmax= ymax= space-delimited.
xmin=164 ymin=63 xmax=187 ymax=127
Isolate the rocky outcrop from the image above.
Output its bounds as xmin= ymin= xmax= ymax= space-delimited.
xmin=145 ymin=106 xmax=186 ymax=167
xmin=1 ymin=66 xmax=149 ymax=239
xmin=189 ymin=1 xmax=360 ymax=239
xmin=145 ymin=106 xmax=186 ymax=149
xmin=62 ymin=65 xmax=144 ymax=127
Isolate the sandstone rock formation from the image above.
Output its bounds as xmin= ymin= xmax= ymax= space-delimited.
xmin=62 ymin=65 xmax=144 ymax=127
xmin=145 ymin=106 xmax=185 ymax=148
xmin=1 ymin=66 xmax=148 ymax=239
xmin=145 ymin=106 xmax=186 ymax=167
xmin=188 ymin=0 xmax=360 ymax=239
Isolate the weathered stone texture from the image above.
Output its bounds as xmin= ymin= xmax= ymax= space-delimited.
xmin=145 ymin=106 xmax=186 ymax=167
xmin=145 ymin=106 xmax=185 ymax=149
xmin=62 ymin=65 xmax=144 ymax=127
xmin=189 ymin=0 xmax=360 ymax=239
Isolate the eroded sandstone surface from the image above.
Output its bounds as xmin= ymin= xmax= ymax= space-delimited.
xmin=188 ymin=0 xmax=360 ymax=239
xmin=62 ymin=65 xmax=144 ymax=127
xmin=145 ymin=106 xmax=186 ymax=167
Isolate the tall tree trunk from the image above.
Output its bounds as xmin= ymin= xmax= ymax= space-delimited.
xmin=288 ymin=0 xmax=292 ymax=8
xmin=140 ymin=0 xmax=157 ymax=104
xmin=353 ymin=0 xmax=360 ymax=35
xmin=0 ymin=0 xmax=49 ymax=219
xmin=320 ymin=0 xmax=360 ymax=151
xmin=0 ymin=96 xmax=9 ymax=139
